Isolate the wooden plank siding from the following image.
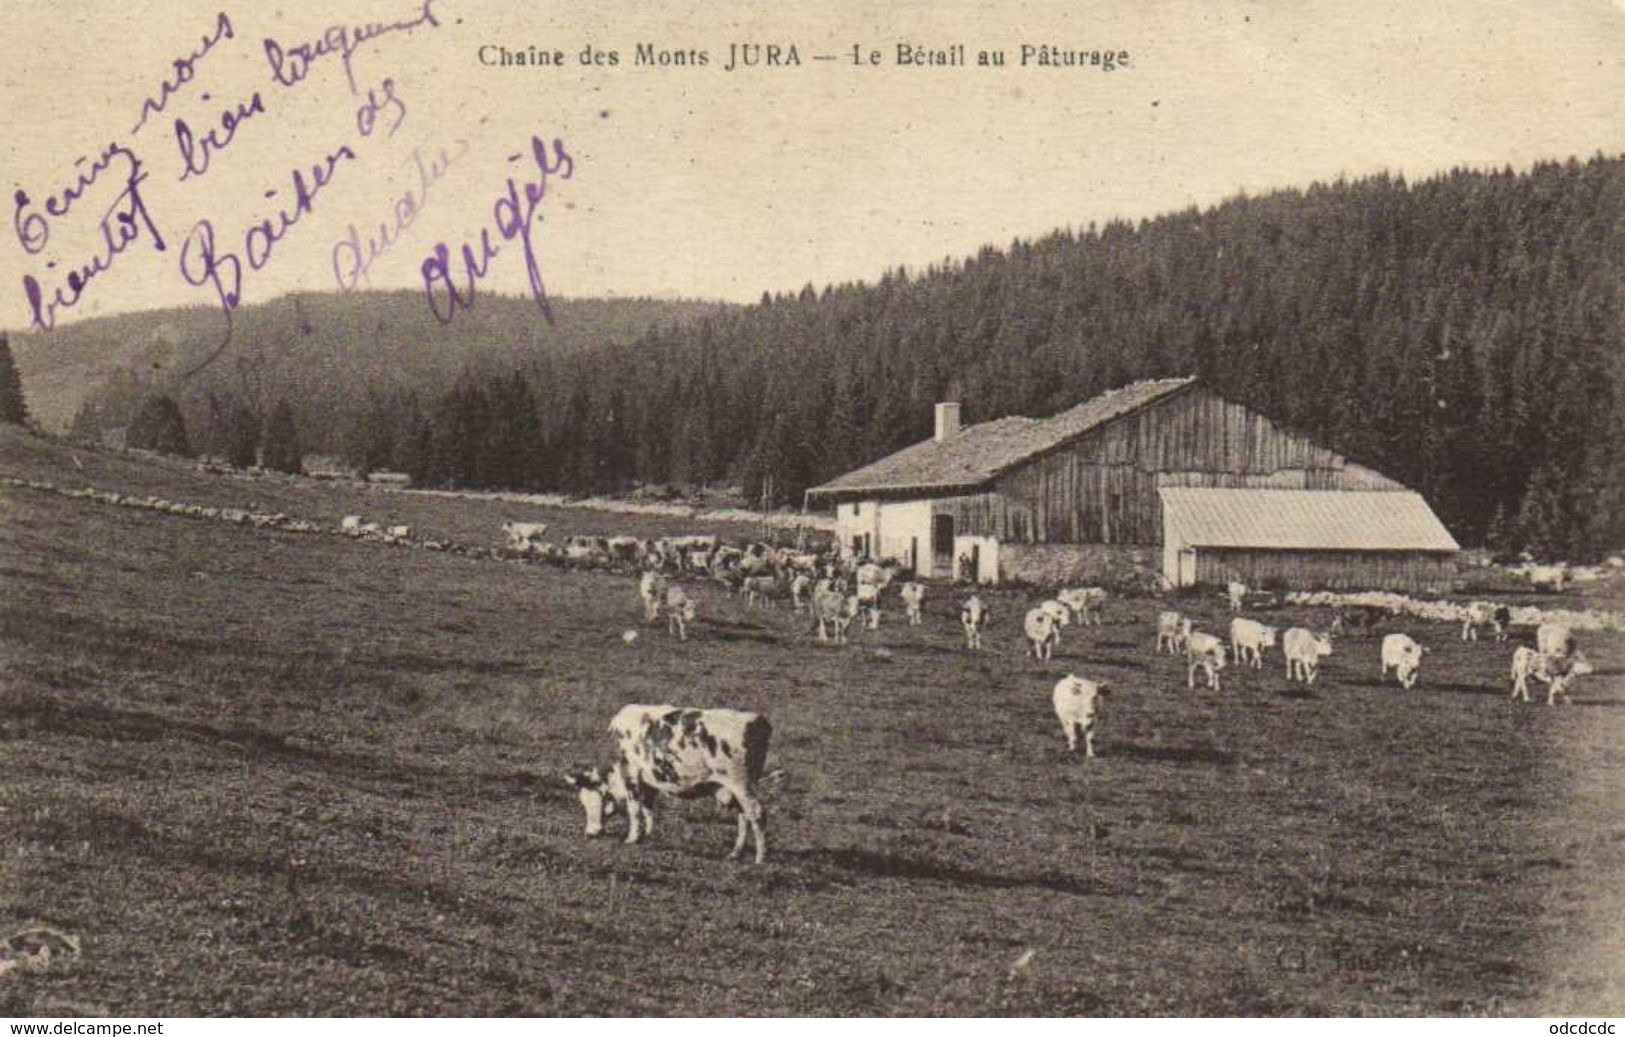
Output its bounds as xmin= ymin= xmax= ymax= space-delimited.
xmin=943 ymin=386 xmax=1406 ymax=546
xmin=1195 ymin=548 xmax=1458 ymax=594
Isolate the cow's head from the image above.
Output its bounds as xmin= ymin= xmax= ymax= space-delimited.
xmin=563 ymin=766 xmax=620 ymax=836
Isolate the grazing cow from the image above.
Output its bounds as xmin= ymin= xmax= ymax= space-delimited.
xmin=665 ymin=585 xmax=697 ymax=640
xmin=741 ymin=573 xmax=784 ymax=609
xmin=1024 ymin=607 xmax=1059 ymax=661
xmin=1156 ymin=611 xmax=1192 ymax=654
xmin=1527 ymin=565 xmax=1567 ymax=592
xmin=1052 ymin=674 xmax=1110 ymax=757
xmin=502 ymin=520 xmax=549 ymax=551
xmin=1536 ymin=623 xmax=1575 ymax=659
xmin=961 ymin=595 xmax=988 ymax=650
xmin=639 ymin=570 xmax=669 ymax=623
xmin=340 ymin=515 xmax=367 ymax=534
xmin=1283 ymin=627 xmax=1333 ymax=684
xmin=566 ymin=705 xmax=772 ymax=862
xmin=1038 ymin=600 xmax=1072 ymax=644
xmin=1229 ymin=617 xmax=1279 ymax=669
xmin=1057 ymin=586 xmax=1107 ymax=626
xmin=1510 ymin=646 xmax=1595 ymax=705
xmin=385 ymin=524 xmax=411 ymax=541
xmin=811 ymin=584 xmax=857 ymax=643
xmin=1185 ymin=632 xmax=1227 ymax=690
xmin=789 ymin=572 xmax=814 ymax=613
xmin=899 ymin=582 xmax=926 ymax=626
xmin=1226 ymin=580 xmax=1248 ymax=612
xmin=1461 ymin=601 xmax=1496 ymax=642
xmin=1380 ymin=633 xmax=1427 ymax=689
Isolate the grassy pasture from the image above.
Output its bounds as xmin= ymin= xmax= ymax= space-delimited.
xmin=2 ymin=433 xmax=1623 ymax=1016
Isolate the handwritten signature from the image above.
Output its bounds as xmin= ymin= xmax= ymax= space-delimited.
xmin=264 ymin=0 xmax=441 ymax=95
xmin=177 ymin=146 xmax=358 ymax=373
xmin=419 ymin=135 xmax=575 ymax=325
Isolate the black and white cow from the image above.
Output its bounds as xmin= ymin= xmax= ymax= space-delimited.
xmin=566 ymin=705 xmax=773 ymax=862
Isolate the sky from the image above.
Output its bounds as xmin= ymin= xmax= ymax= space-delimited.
xmin=0 ymin=0 xmax=1620 ymax=335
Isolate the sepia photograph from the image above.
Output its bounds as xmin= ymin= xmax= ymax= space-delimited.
xmin=1 ymin=0 xmax=1622 ymax=1019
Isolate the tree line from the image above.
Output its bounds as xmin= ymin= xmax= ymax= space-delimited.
xmin=55 ymin=154 xmax=1625 ymax=559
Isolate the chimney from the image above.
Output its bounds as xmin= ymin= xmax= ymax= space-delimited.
xmin=934 ymin=402 xmax=961 ymax=442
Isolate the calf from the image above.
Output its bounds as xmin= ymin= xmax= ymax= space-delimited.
xmin=1185 ymin=632 xmax=1227 ymax=690
xmin=665 ymin=585 xmax=697 ymax=640
xmin=1283 ymin=627 xmax=1333 ymax=684
xmin=1380 ymin=633 xmax=1427 ymax=689
xmin=1052 ymin=674 xmax=1110 ymax=757
xmin=566 ymin=705 xmax=772 ymax=862
xmin=899 ymin=582 xmax=926 ymax=626
xmin=961 ymin=595 xmax=988 ymax=650
xmin=1156 ymin=611 xmax=1192 ymax=654
xmin=1024 ymin=607 xmax=1059 ymax=661
xmin=1510 ymin=646 xmax=1594 ymax=705
xmin=741 ymin=573 xmax=784 ymax=609
xmin=1229 ymin=617 xmax=1278 ymax=669
xmin=854 ymin=580 xmax=884 ymax=629
xmin=1461 ymin=601 xmax=1496 ymax=642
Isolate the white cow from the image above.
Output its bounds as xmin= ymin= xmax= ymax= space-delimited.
xmin=854 ymin=580 xmax=884 ymax=629
xmin=1024 ymin=607 xmax=1059 ymax=661
xmin=502 ymin=520 xmax=549 ymax=551
xmin=812 ymin=586 xmax=857 ymax=644
xmin=665 ymin=585 xmax=697 ymax=640
xmin=385 ymin=524 xmax=410 ymax=541
xmin=1380 ymin=633 xmax=1427 ymax=689
xmin=639 ymin=570 xmax=669 ymax=623
xmin=899 ymin=582 xmax=926 ymax=626
xmin=1535 ymin=623 xmax=1575 ymax=659
xmin=1510 ymin=646 xmax=1594 ymax=705
xmin=1052 ymin=674 xmax=1110 ymax=757
xmin=1226 ymin=580 xmax=1248 ymax=612
xmin=1527 ymin=565 xmax=1567 ymax=592
xmin=566 ymin=705 xmax=772 ymax=862
xmin=1185 ymin=632 xmax=1227 ymax=690
xmin=1156 ymin=611 xmax=1192 ymax=654
xmin=1461 ymin=601 xmax=1496 ymax=642
xmin=340 ymin=515 xmax=366 ymax=533
xmin=1057 ymin=586 xmax=1107 ymax=626
xmin=1229 ymin=617 xmax=1279 ymax=669
xmin=1038 ymin=599 xmax=1072 ymax=644
xmin=1283 ymin=627 xmax=1333 ymax=684
xmin=961 ymin=595 xmax=988 ymax=650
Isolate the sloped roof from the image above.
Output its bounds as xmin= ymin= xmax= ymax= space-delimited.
xmin=806 ymin=377 xmax=1197 ymax=500
xmin=1160 ymin=487 xmax=1460 ymax=552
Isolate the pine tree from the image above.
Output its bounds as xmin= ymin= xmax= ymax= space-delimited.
xmin=127 ymin=395 xmax=193 ymax=457
xmin=261 ymin=399 xmax=303 ymax=474
xmin=0 ymin=334 xmax=28 ymax=426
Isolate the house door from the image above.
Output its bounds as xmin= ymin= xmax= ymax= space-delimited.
xmin=1178 ymin=548 xmax=1197 ymax=587
xmin=932 ymin=514 xmax=955 ymax=574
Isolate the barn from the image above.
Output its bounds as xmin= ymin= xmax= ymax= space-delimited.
xmin=804 ymin=377 xmax=1461 ymax=592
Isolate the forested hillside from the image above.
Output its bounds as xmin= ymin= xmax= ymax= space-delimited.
xmin=18 ymin=293 xmax=725 ymax=439
xmin=44 ymin=155 xmax=1625 ymax=558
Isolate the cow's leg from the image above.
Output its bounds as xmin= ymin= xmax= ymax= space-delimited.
xmin=1083 ymin=723 xmax=1095 ymax=759
xmin=1187 ymin=660 xmax=1196 ymax=689
xmin=1059 ymin=717 xmax=1077 ymax=752
xmin=622 ymin=797 xmax=643 ymax=844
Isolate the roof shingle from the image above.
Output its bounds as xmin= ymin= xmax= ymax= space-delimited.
xmin=1160 ymin=487 xmax=1460 ymax=552
xmin=807 ymin=377 xmax=1196 ymax=499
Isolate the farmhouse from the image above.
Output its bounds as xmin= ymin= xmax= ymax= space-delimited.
xmin=804 ymin=377 xmax=1460 ymax=591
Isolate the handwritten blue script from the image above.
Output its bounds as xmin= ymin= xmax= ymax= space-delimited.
xmin=177 ymin=145 xmax=358 ymax=372
xmin=15 ymin=145 xmax=167 ymax=331
xmin=419 ymin=134 xmax=575 ymax=325
xmin=333 ymin=139 xmax=469 ymax=290
xmin=263 ymin=0 xmax=441 ymax=95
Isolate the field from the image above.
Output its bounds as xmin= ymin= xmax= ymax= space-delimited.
xmin=3 ymin=429 xmax=1623 ymax=1016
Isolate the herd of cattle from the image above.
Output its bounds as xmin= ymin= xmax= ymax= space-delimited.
xmin=534 ymin=522 xmax=1606 ymax=865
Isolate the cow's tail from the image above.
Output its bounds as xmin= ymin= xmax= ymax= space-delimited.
xmin=744 ymin=716 xmax=773 ymax=787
